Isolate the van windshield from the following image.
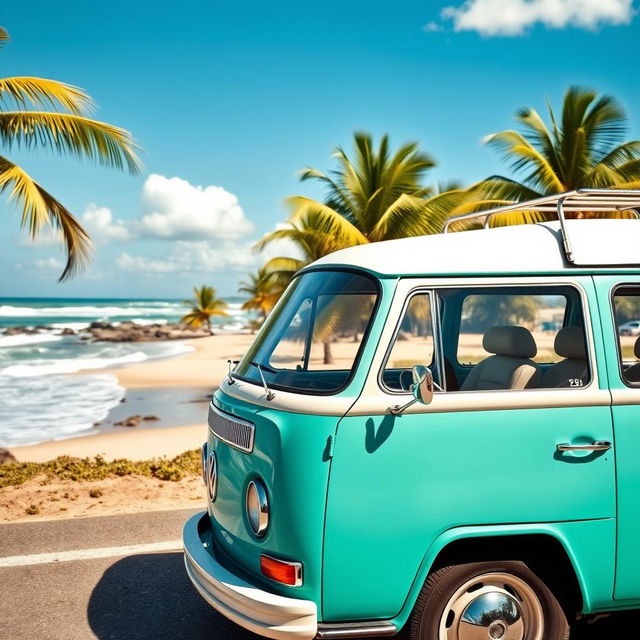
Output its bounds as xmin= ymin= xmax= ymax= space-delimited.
xmin=234 ymin=270 xmax=379 ymax=394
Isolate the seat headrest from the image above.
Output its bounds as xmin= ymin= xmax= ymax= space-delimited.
xmin=483 ymin=326 xmax=537 ymax=359
xmin=555 ymin=327 xmax=587 ymax=360
xmin=635 ymin=336 xmax=640 ymax=359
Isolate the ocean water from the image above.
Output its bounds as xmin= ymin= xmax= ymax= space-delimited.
xmin=0 ymin=297 xmax=250 ymax=447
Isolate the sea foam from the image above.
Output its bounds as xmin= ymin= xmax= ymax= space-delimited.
xmin=0 ymin=373 xmax=125 ymax=447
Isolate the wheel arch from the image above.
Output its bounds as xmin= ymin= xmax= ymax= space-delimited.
xmin=392 ymin=524 xmax=591 ymax=632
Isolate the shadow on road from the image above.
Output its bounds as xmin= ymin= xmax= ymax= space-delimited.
xmin=87 ymin=552 xmax=639 ymax=640
xmin=87 ymin=552 xmax=259 ymax=640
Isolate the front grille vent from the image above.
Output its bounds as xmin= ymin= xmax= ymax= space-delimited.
xmin=209 ymin=403 xmax=255 ymax=453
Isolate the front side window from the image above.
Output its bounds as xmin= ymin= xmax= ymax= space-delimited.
xmin=613 ymin=286 xmax=640 ymax=386
xmin=382 ymin=293 xmax=434 ymax=391
xmin=235 ymin=270 xmax=378 ymax=394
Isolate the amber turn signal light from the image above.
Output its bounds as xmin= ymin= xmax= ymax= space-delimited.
xmin=260 ymin=554 xmax=303 ymax=587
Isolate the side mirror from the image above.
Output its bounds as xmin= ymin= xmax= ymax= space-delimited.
xmin=411 ymin=365 xmax=434 ymax=406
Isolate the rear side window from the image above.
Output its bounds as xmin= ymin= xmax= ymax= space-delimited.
xmin=612 ymin=286 xmax=640 ymax=386
xmin=458 ymin=293 xmax=568 ymax=365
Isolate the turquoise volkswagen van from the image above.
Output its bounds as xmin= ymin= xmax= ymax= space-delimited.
xmin=183 ymin=189 xmax=640 ymax=639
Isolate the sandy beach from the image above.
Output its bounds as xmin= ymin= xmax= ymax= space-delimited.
xmin=8 ymin=333 xmax=255 ymax=463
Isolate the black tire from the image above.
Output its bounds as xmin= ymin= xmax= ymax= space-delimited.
xmin=408 ymin=560 xmax=569 ymax=640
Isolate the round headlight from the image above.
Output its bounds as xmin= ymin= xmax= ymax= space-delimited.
xmin=205 ymin=451 xmax=218 ymax=502
xmin=246 ymin=479 xmax=269 ymax=537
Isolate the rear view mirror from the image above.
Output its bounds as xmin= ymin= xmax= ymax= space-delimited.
xmin=412 ymin=365 xmax=434 ymax=406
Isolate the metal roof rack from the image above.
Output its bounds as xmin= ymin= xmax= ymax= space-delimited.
xmin=443 ymin=188 xmax=640 ymax=263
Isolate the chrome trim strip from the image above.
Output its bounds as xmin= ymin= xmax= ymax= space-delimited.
xmin=209 ymin=402 xmax=255 ymax=453
xmin=315 ymin=622 xmax=397 ymax=638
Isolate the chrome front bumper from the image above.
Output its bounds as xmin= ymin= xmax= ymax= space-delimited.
xmin=182 ymin=512 xmax=318 ymax=640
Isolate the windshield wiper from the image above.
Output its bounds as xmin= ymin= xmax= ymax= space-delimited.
xmin=226 ymin=359 xmax=239 ymax=385
xmin=250 ymin=361 xmax=276 ymax=401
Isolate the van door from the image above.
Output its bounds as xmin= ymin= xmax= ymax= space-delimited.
xmin=595 ymin=276 xmax=640 ymax=601
xmin=322 ymin=276 xmax=616 ymax=621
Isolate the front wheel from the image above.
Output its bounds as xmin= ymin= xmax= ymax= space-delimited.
xmin=408 ymin=560 xmax=569 ymax=640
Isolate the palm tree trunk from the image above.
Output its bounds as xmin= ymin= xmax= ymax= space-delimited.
xmin=323 ymin=341 xmax=334 ymax=365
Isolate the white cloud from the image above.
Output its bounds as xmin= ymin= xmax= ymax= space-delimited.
xmin=441 ymin=0 xmax=634 ymax=36
xmin=34 ymin=257 xmax=63 ymax=270
xmin=116 ymin=240 xmax=259 ymax=276
xmin=82 ymin=204 xmax=131 ymax=243
xmin=116 ymin=253 xmax=180 ymax=273
xmin=18 ymin=226 xmax=63 ymax=248
xmin=423 ymin=21 xmax=444 ymax=32
xmin=137 ymin=174 xmax=254 ymax=240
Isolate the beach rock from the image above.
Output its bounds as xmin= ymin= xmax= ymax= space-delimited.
xmin=61 ymin=328 xmax=76 ymax=336
xmin=0 ymin=448 xmax=16 ymax=464
xmin=88 ymin=321 xmax=210 ymax=343
xmin=114 ymin=415 xmax=143 ymax=428
xmin=143 ymin=415 xmax=160 ymax=421
xmin=4 ymin=326 xmax=40 ymax=336
xmin=89 ymin=321 xmax=111 ymax=329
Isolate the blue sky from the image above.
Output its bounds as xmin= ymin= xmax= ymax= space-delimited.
xmin=1 ymin=0 xmax=638 ymax=298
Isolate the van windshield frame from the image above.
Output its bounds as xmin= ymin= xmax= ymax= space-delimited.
xmin=233 ymin=269 xmax=381 ymax=396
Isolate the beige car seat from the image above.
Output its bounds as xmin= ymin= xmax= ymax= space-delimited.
xmin=461 ymin=326 xmax=540 ymax=391
xmin=624 ymin=337 xmax=640 ymax=384
xmin=541 ymin=327 xmax=589 ymax=388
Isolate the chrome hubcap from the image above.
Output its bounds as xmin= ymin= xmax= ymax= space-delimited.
xmin=438 ymin=572 xmax=544 ymax=640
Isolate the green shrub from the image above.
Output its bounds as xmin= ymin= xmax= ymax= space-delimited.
xmin=0 ymin=449 xmax=201 ymax=488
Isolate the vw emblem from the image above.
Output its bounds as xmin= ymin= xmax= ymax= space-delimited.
xmin=205 ymin=451 xmax=218 ymax=502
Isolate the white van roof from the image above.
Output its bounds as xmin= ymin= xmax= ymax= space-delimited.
xmin=310 ymin=219 xmax=640 ymax=276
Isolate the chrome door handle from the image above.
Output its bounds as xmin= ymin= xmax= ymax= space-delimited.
xmin=556 ymin=441 xmax=612 ymax=452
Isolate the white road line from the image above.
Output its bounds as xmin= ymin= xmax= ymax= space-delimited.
xmin=0 ymin=539 xmax=183 ymax=568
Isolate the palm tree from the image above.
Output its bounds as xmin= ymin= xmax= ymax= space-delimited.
xmin=256 ymin=132 xmax=469 ymax=275
xmin=255 ymin=133 xmax=469 ymax=362
xmin=469 ymin=87 xmax=640 ymax=226
xmin=0 ymin=26 xmax=141 ymax=280
xmin=181 ymin=286 xmax=228 ymax=334
xmin=238 ymin=267 xmax=279 ymax=327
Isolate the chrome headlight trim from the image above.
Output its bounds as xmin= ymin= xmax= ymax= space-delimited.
xmin=201 ymin=442 xmax=208 ymax=484
xmin=246 ymin=479 xmax=269 ymax=537
xmin=205 ymin=450 xmax=218 ymax=502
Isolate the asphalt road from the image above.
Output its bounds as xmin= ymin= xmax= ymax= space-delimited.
xmin=0 ymin=509 xmax=637 ymax=640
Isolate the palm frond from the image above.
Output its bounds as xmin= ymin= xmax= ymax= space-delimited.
xmin=484 ymin=130 xmax=565 ymax=193
xmin=0 ymin=155 xmax=92 ymax=280
xmin=0 ymin=111 xmax=141 ymax=173
xmin=285 ymin=196 xmax=368 ymax=246
xmin=0 ymin=77 xmax=93 ymax=114
xmin=370 ymin=193 xmax=448 ymax=240
xmin=0 ymin=27 xmax=8 ymax=46
xmin=516 ymin=107 xmax=562 ymax=179
xmin=263 ymin=256 xmax=306 ymax=273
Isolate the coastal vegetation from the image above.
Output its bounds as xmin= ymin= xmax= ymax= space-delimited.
xmin=0 ymin=449 xmax=200 ymax=488
xmin=0 ymin=26 xmax=141 ymax=281
xmin=239 ymin=267 xmax=279 ymax=323
xmin=181 ymin=285 xmax=228 ymax=333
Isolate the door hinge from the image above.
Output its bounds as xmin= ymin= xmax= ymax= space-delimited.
xmin=325 ymin=434 xmax=336 ymax=459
